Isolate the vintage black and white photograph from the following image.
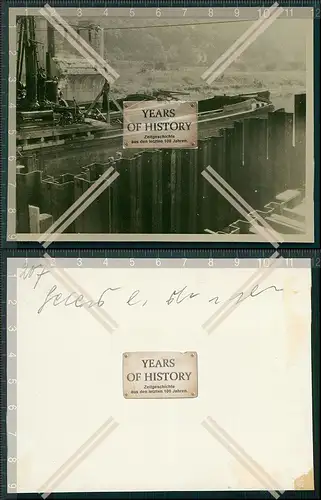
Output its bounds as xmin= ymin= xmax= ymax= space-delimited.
xmin=7 ymin=6 xmax=314 ymax=242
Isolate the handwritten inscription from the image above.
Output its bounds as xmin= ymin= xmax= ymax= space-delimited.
xmin=19 ymin=263 xmax=284 ymax=315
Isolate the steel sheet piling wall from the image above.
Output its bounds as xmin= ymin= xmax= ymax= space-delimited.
xmin=16 ymin=170 xmax=42 ymax=232
xmin=161 ymin=149 xmax=172 ymax=234
xmin=152 ymin=150 xmax=163 ymax=234
xmin=15 ymin=95 xmax=307 ymax=236
xmin=294 ymin=93 xmax=307 ymax=193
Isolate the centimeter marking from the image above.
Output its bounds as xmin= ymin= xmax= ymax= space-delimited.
xmin=5 ymin=0 xmax=321 ymax=7
xmin=5 ymin=255 xmax=318 ymax=268
xmin=5 ymin=256 xmax=321 ymax=272
xmin=4 ymin=5 xmax=320 ymax=19
xmin=3 ymin=247 xmax=321 ymax=260
xmin=6 ymin=258 xmax=18 ymax=494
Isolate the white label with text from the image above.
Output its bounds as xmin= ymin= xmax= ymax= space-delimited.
xmin=123 ymin=351 xmax=198 ymax=399
xmin=123 ymin=100 xmax=198 ymax=149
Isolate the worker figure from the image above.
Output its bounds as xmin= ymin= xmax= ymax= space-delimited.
xmin=101 ymin=79 xmax=110 ymax=122
xmin=58 ymin=88 xmax=68 ymax=108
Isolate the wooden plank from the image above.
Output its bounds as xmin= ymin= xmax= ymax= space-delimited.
xmin=243 ymin=118 xmax=269 ymax=210
xmin=110 ymin=157 xmax=131 ymax=233
xmin=109 ymin=157 xmax=124 ymax=233
xmin=284 ymin=113 xmax=295 ymax=190
xmin=202 ymin=135 xmax=218 ymax=232
xmin=228 ymin=121 xmax=243 ymax=191
xmin=135 ymin=154 xmax=143 ymax=233
xmin=73 ymin=174 xmax=86 ymax=233
xmin=198 ymin=138 xmax=211 ymax=233
xmin=188 ymin=148 xmax=199 ymax=234
xmin=294 ymin=93 xmax=306 ymax=191
xmin=72 ymin=168 xmax=103 ymax=234
xmin=83 ymin=162 xmax=116 ymax=234
xmin=129 ymin=155 xmax=143 ymax=233
xmin=207 ymin=134 xmax=230 ymax=231
xmin=161 ymin=149 xmax=172 ymax=234
xmin=267 ymin=110 xmax=291 ymax=196
xmin=170 ymin=149 xmax=183 ymax=234
xmin=251 ymin=118 xmax=270 ymax=208
xmin=50 ymin=173 xmax=75 ymax=233
xmin=175 ymin=149 xmax=183 ymax=234
xmin=152 ymin=150 xmax=163 ymax=233
xmin=28 ymin=205 xmax=40 ymax=233
xmin=87 ymin=161 xmax=115 ymax=233
xmin=139 ymin=152 xmax=153 ymax=234
xmin=127 ymin=157 xmax=136 ymax=233
xmin=223 ymin=126 xmax=240 ymax=225
xmin=178 ymin=149 xmax=191 ymax=234
xmin=217 ymin=129 xmax=237 ymax=229
xmin=20 ymin=154 xmax=38 ymax=172
xmin=39 ymin=213 xmax=54 ymax=233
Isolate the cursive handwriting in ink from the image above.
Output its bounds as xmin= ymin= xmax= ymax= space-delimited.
xmin=250 ymin=284 xmax=283 ymax=298
xmin=37 ymin=286 xmax=121 ymax=315
xmin=209 ymin=283 xmax=283 ymax=306
xmin=19 ymin=263 xmax=50 ymax=289
xmin=208 ymin=295 xmax=220 ymax=304
xmin=127 ymin=290 xmax=147 ymax=307
xmin=227 ymin=284 xmax=283 ymax=305
xmin=166 ymin=286 xmax=200 ymax=306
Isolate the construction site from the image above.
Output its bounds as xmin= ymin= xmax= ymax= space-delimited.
xmin=14 ymin=15 xmax=307 ymax=236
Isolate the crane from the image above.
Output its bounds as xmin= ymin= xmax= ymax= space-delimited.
xmin=16 ymin=15 xmax=112 ymax=127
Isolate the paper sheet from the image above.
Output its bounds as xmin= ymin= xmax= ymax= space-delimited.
xmin=11 ymin=259 xmax=313 ymax=493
